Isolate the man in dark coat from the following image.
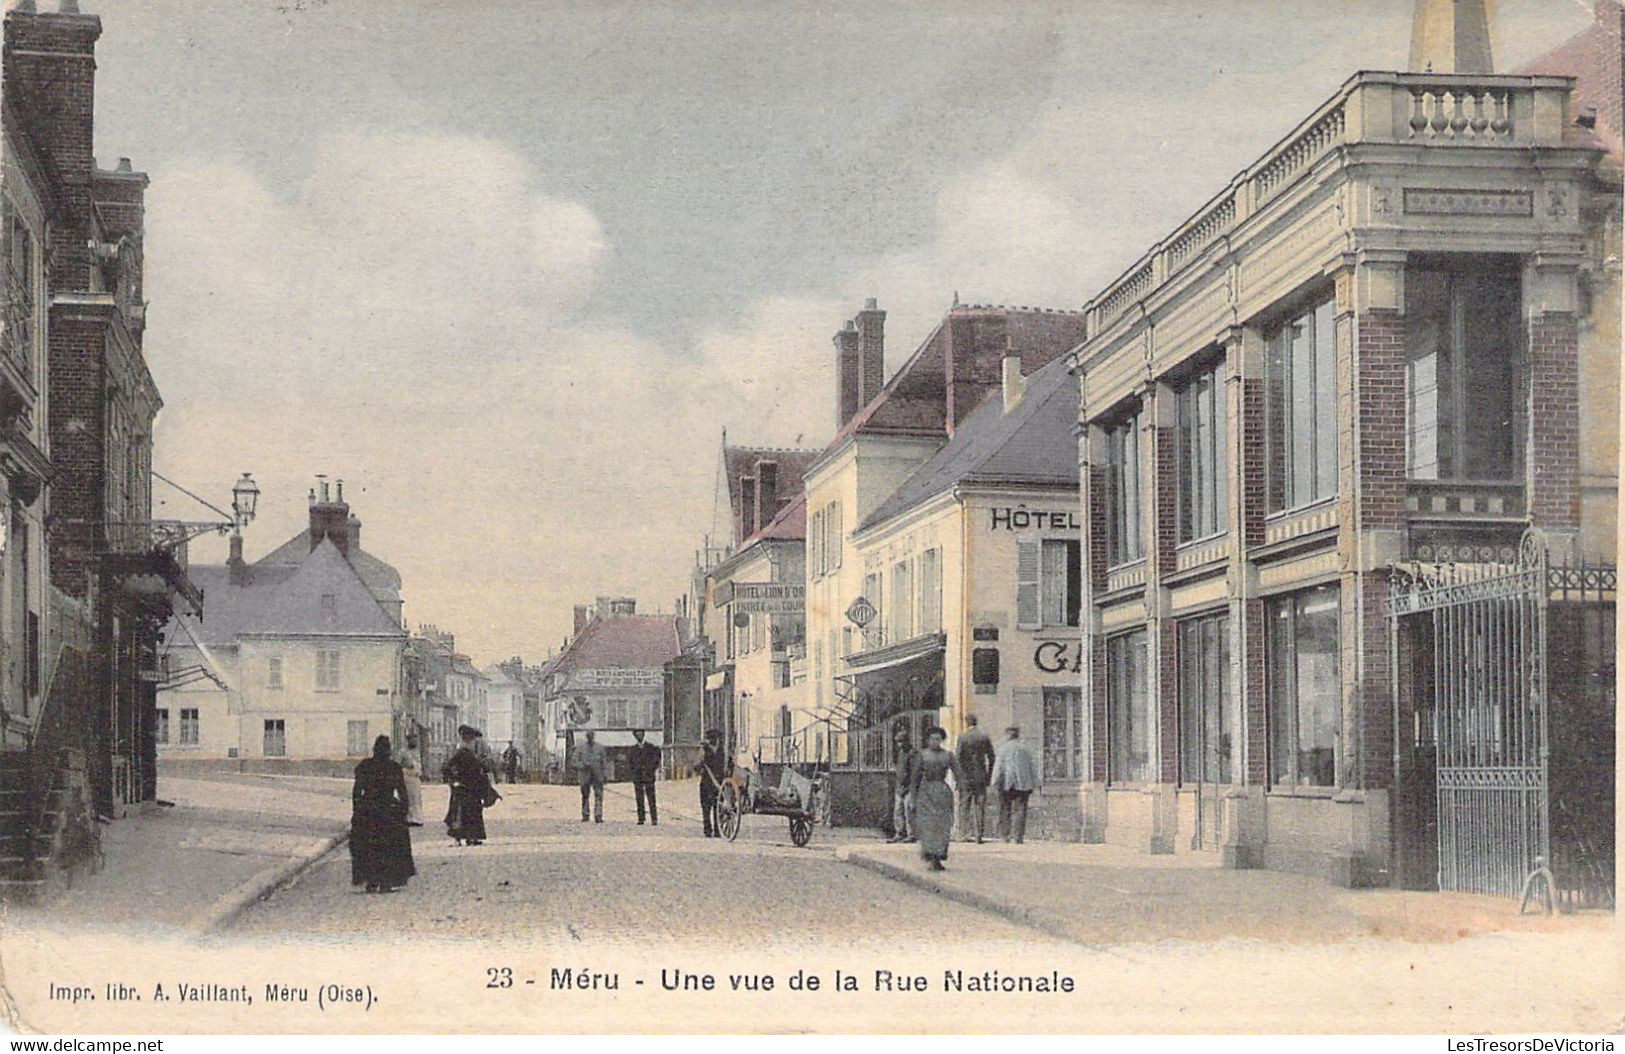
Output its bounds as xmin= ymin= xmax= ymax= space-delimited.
xmin=698 ymin=728 xmax=726 ymax=837
xmin=888 ymin=728 xmax=920 ymax=843
xmin=502 ymin=742 xmax=521 ymax=785
xmin=955 ymin=714 xmax=996 ymax=843
xmin=629 ymin=728 xmax=662 ymax=825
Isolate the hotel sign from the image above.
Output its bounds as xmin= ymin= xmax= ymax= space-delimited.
xmin=716 ymin=581 xmax=805 ymax=614
xmin=991 ymin=507 xmax=1080 ymax=531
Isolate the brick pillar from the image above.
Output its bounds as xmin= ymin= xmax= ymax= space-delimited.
xmin=1338 ymin=257 xmax=1410 ymax=887
xmin=1527 ymin=311 xmax=1581 ymax=531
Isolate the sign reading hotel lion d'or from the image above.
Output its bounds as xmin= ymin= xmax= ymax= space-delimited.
xmin=990 ymin=507 xmax=1080 ymax=532
xmin=719 ymin=581 xmax=805 ymax=614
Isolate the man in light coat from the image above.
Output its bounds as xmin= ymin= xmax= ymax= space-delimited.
xmin=989 ymin=724 xmax=1040 ymax=844
xmin=576 ymin=730 xmax=608 ymax=823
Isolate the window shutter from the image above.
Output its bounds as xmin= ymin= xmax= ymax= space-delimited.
xmin=1016 ymin=538 xmax=1041 ymax=629
xmin=831 ymin=502 xmax=843 ymax=570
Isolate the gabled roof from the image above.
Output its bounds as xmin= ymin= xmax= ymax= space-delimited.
xmin=552 ymin=614 xmax=684 ymax=674
xmin=859 ymin=355 xmax=1079 ymax=533
xmin=745 ymin=491 xmax=806 ymax=544
xmin=1516 ymin=3 xmax=1625 ymax=162
xmin=258 ymin=529 xmax=404 ymax=601
xmin=178 ymin=538 xmax=406 ymax=644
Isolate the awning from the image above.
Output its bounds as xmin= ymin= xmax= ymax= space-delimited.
xmin=842 ymin=632 xmax=946 ymax=676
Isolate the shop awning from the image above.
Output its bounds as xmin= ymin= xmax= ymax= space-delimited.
xmin=842 ymin=632 xmax=946 ymax=676
xmin=565 ymin=729 xmax=664 ymax=748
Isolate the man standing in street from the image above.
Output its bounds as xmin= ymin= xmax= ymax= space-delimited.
xmin=576 ymin=730 xmax=607 ymax=823
xmin=629 ymin=728 xmax=661 ymax=825
xmin=698 ymin=728 xmax=727 ymax=837
xmin=888 ymin=728 xmax=920 ymax=844
xmin=990 ymin=724 xmax=1040 ymax=844
xmin=502 ymin=742 xmax=521 ymax=786
xmin=955 ymin=714 xmax=995 ymax=843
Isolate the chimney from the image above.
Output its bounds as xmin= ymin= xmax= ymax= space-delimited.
xmin=1002 ymin=355 xmax=1026 ymax=413
xmin=573 ymin=605 xmax=590 ymax=636
xmin=856 ymin=298 xmax=886 ymax=407
xmin=1410 ymin=0 xmax=1494 ymax=73
xmin=754 ymin=459 xmax=779 ymax=533
xmin=308 ymin=474 xmax=352 ymax=556
xmin=346 ymin=514 xmax=362 ymax=553
xmin=738 ymin=474 xmax=757 ymax=542
xmin=833 ymin=320 xmax=860 ymax=427
xmin=228 ymin=533 xmax=249 ymax=585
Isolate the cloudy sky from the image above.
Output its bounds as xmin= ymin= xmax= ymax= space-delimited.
xmin=92 ymin=0 xmax=1593 ymax=663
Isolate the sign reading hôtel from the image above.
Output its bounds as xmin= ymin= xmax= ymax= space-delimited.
xmin=990 ymin=507 xmax=1080 ymax=532
xmin=715 ymin=581 xmax=805 ymax=614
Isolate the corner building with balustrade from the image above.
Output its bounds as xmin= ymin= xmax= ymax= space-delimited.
xmin=1071 ymin=11 xmax=1620 ymax=899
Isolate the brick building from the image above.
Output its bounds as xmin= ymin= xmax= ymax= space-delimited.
xmin=1069 ymin=0 xmax=1618 ymax=899
xmin=0 ymin=1 xmax=197 ymax=900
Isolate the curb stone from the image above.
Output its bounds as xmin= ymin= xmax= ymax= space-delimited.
xmin=188 ymin=829 xmax=349 ymax=937
xmin=833 ymin=846 xmax=1090 ymax=947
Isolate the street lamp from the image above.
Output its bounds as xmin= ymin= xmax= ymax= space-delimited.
xmin=231 ymin=472 xmax=260 ymax=531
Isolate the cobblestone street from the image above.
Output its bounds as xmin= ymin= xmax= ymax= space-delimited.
xmin=227 ymin=779 xmax=1053 ymax=948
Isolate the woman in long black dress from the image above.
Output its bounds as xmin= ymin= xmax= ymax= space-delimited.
xmin=350 ymin=734 xmax=416 ymax=893
xmin=442 ymin=725 xmax=490 ymax=846
xmin=910 ymin=726 xmax=964 ymax=872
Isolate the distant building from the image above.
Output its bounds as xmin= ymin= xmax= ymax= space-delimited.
xmin=156 ymin=481 xmax=408 ymax=776
xmin=543 ymin=597 xmax=687 ymax=781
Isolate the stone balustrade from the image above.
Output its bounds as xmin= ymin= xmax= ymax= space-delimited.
xmin=1084 ymin=72 xmax=1579 ymax=337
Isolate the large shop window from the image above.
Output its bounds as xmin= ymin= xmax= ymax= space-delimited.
xmin=1042 ymin=686 xmax=1085 ymax=780
xmin=1104 ymin=411 xmax=1144 ymax=567
xmin=180 ymin=708 xmax=199 ymax=746
xmin=1266 ymin=296 xmax=1338 ymax=512
xmin=1107 ymin=629 xmax=1151 ymax=784
xmin=1178 ymin=613 xmax=1231 ymax=785
xmin=1267 ymin=584 xmax=1341 ymax=788
xmin=347 ymin=720 xmax=369 ymax=757
xmin=1178 ymin=361 xmax=1229 ymax=542
xmin=1405 ymin=258 xmax=1522 ymax=481
xmin=155 ymin=708 xmax=169 ymax=746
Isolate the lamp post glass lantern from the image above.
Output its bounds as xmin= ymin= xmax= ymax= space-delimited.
xmin=231 ymin=472 xmax=259 ymax=529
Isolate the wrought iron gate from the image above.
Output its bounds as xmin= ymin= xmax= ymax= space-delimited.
xmin=1388 ymin=530 xmax=1550 ymax=899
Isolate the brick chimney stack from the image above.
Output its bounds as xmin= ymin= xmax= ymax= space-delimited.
xmin=573 ymin=605 xmax=590 ymax=636
xmin=738 ymin=474 xmax=757 ymax=542
xmin=833 ymin=320 xmax=860 ymax=427
xmin=754 ymin=459 xmax=779 ymax=532
xmin=308 ymin=474 xmax=352 ymax=556
xmin=856 ymin=298 xmax=886 ymax=408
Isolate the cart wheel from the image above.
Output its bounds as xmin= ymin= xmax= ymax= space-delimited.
xmin=789 ymin=816 xmax=812 ymax=848
xmin=719 ymin=786 xmax=742 ymax=841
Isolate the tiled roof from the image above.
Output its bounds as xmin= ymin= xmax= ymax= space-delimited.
xmin=177 ymin=538 xmax=406 ymax=644
xmin=819 ymin=304 xmax=1088 ymax=459
xmin=551 ymin=614 xmax=684 ymax=674
xmin=744 ymin=491 xmax=807 ymax=544
xmin=859 ymin=355 xmax=1078 ymax=533
xmin=1516 ymin=3 xmax=1624 ymax=161
xmin=257 ymin=529 xmax=404 ymax=601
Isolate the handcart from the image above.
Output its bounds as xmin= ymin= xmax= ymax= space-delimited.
xmin=716 ymin=761 xmax=821 ymax=847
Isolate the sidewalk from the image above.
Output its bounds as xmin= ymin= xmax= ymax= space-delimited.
xmin=3 ymin=773 xmax=349 ymax=937
xmin=836 ymin=837 xmax=1612 ymax=946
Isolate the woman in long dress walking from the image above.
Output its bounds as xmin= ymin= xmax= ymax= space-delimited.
xmin=910 ymin=725 xmax=964 ymax=872
xmin=397 ymin=732 xmax=424 ymax=826
xmin=442 ymin=725 xmax=491 ymax=846
xmin=350 ymin=735 xmax=416 ymax=893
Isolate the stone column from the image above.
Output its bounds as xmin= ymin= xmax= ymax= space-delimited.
xmin=1143 ymin=381 xmax=1179 ymax=854
xmin=1224 ymin=323 xmax=1267 ymax=868
xmin=1078 ymin=392 xmax=1110 ymax=842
